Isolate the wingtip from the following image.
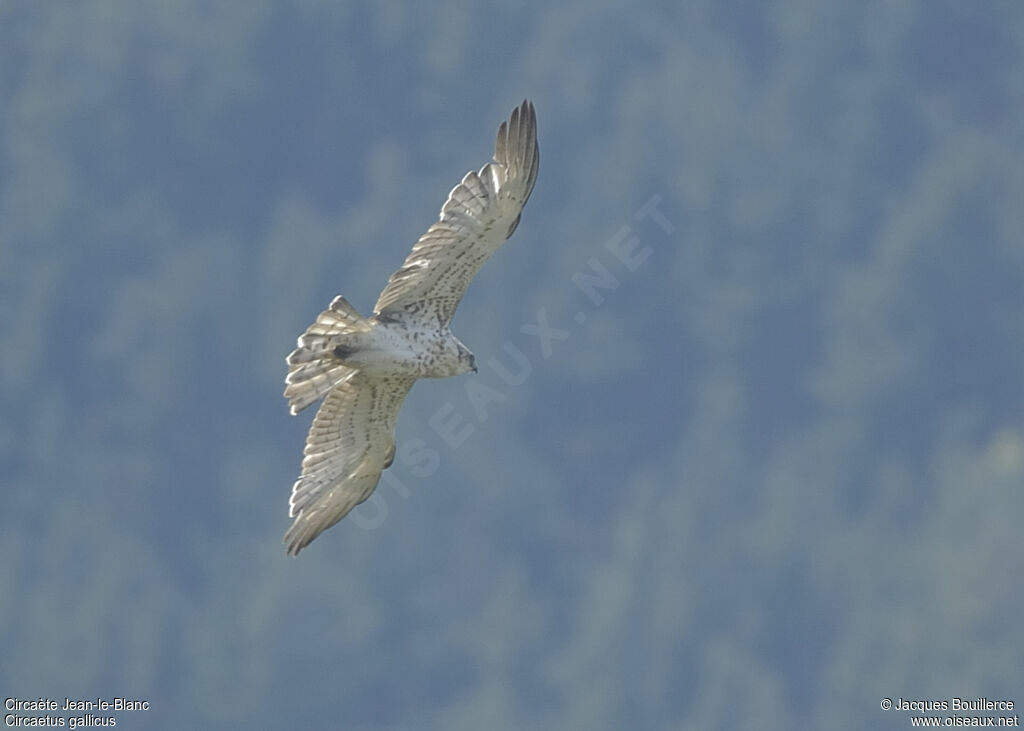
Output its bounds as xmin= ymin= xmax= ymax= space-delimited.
xmin=495 ymin=99 xmax=538 ymax=167
xmin=518 ymin=99 xmax=535 ymax=126
xmin=283 ymin=521 xmax=311 ymax=556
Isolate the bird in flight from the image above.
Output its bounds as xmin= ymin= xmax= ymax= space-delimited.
xmin=282 ymin=100 xmax=539 ymax=555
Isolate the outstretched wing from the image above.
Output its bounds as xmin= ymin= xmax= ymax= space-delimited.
xmin=284 ymin=373 xmax=415 ymax=555
xmin=373 ymin=100 xmax=539 ymax=325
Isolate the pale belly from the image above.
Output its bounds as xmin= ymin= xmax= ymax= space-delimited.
xmin=349 ymin=323 xmax=465 ymax=379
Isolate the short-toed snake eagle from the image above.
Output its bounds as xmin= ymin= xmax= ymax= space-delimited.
xmin=282 ymin=101 xmax=539 ymax=555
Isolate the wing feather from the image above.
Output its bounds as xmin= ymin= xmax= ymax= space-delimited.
xmin=373 ymin=100 xmax=539 ymax=325
xmin=284 ymin=374 xmax=415 ymax=555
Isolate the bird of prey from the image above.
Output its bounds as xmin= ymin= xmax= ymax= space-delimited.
xmin=282 ymin=100 xmax=539 ymax=555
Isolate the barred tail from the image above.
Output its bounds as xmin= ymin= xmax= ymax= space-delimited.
xmin=284 ymin=295 xmax=369 ymax=414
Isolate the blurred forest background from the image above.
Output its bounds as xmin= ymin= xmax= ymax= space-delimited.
xmin=2 ymin=2 xmax=1022 ymax=729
